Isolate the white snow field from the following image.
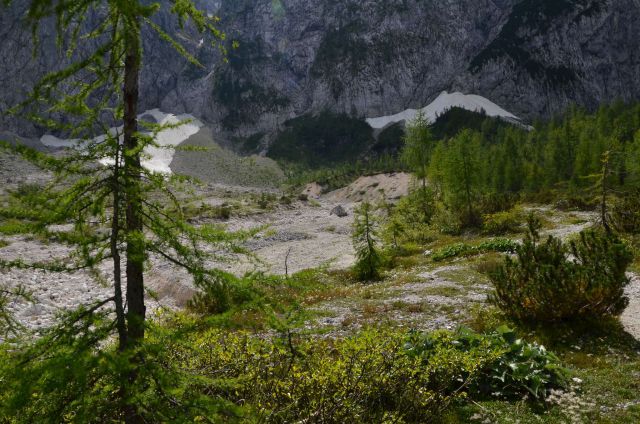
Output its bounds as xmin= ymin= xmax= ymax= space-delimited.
xmin=40 ymin=134 xmax=82 ymax=149
xmin=139 ymin=109 xmax=203 ymax=174
xmin=40 ymin=109 xmax=203 ymax=174
xmin=366 ymin=91 xmax=522 ymax=129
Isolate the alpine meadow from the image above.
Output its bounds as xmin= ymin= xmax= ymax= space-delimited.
xmin=1 ymin=1 xmax=640 ymax=423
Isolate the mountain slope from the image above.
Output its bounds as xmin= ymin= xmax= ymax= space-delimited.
xmin=1 ymin=0 xmax=639 ymax=139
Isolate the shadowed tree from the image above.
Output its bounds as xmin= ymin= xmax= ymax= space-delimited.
xmin=0 ymin=1 xmax=251 ymax=421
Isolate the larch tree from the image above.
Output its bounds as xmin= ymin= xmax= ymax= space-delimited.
xmin=401 ymin=110 xmax=435 ymax=222
xmin=352 ymin=201 xmax=383 ymax=281
xmin=0 ymin=0 xmax=248 ymax=421
xmin=441 ymin=129 xmax=482 ymax=227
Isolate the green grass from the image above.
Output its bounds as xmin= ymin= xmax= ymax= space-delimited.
xmin=459 ymin=306 xmax=640 ymax=423
xmin=3 ymin=184 xmax=638 ymax=423
xmin=420 ymin=285 xmax=464 ymax=298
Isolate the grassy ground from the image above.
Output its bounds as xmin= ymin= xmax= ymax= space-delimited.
xmin=449 ymin=318 xmax=640 ymax=423
xmin=263 ymin=205 xmax=640 ymax=423
xmin=3 ymin=186 xmax=638 ymax=422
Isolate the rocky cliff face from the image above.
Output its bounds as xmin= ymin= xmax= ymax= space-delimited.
xmin=454 ymin=0 xmax=640 ymax=119
xmin=1 ymin=0 xmax=639 ymax=138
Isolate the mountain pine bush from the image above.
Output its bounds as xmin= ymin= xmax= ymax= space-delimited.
xmin=489 ymin=216 xmax=633 ymax=323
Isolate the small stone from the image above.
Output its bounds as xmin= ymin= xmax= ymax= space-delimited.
xmin=330 ymin=205 xmax=348 ymax=217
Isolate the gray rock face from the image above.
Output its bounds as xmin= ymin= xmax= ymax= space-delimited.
xmin=1 ymin=0 xmax=639 ymax=139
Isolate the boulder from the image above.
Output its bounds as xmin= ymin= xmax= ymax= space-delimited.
xmin=330 ymin=205 xmax=348 ymax=218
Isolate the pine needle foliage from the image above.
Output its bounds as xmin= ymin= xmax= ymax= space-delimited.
xmin=430 ymin=129 xmax=483 ymax=228
xmin=0 ymin=285 xmax=32 ymax=339
xmin=401 ymin=111 xmax=436 ymax=221
xmin=352 ymin=202 xmax=383 ymax=281
xmin=0 ymin=0 xmax=249 ymax=421
xmin=489 ymin=215 xmax=633 ymax=323
xmin=401 ymin=110 xmax=433 ymax=190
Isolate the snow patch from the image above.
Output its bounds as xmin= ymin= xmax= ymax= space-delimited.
xmin=141 ymin=109 xmax=203 ymax=174
xmin=366 ymin=91 xmax=523 ymax=129
xmin=40 ymin=135 xmax=81 ymax=149
xmin=39 ymin=109 xmax=203 ymax=174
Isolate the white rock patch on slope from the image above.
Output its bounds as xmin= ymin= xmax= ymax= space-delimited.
xmin=366 ymin=91 xmax=522 ymax=129
xmin=40 ymin=109 xmax=202 ymax=174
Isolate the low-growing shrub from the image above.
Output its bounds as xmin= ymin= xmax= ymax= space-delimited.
xmin=0 ymin=219 xmax=36 ymax=236
xmin=257 ymin=193 xmax=277 ymax=209
xmin=279 ymin=195 xmax=292 ymax=205
xmin=185 ymin=327 xmax=515 ymax=423
xmin=612 ymin=189 xmax=640 ymax=234
xmin=431 ymin=205 xmax=463 ymax=235
xmin=2 ymin=314 xmax=569 ymax=423
xmin=432 ymin=239 xmax=518 ymax=262
xmin=554 ymin=193 xmax=597 ymax=211
xmin=477 ymin=193 xmax=519 ymax=215
xmin=473 ymin=257 xmax=503 ymax=276
xmin=188 ymin=272 xmax=259 ymax=315
xmin=405 ymin=326 xmax=568 ymax=401
xmin=383 ymin=190 xmax=436 ymax=246
xmin=489 ymin=216 xmax=633 ymax=323
xmin=483 ymin=207 xmax=524 ymax=235
xmin=184 ymin=203 xmax=233 ymax=221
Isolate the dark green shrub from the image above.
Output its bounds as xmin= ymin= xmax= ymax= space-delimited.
xmin=257 ymin=193 xmax=272 ymax=209
xmin=279 ymin=195 xmax=292 ymax=205
xmin=612 ymin=189 xmax=640 ymax=234
xmin=188 ymin=272 xmax=259 ymax=315
xmin=405 ymin=326 xmax=568 ymax=400
xmin=478 ymin=193 xmax=519 ymax=215
xmin=554 ymin=193 xmax=597 ymax=211
xmin=432 ymin=239 xmax=517 ymax=262
xmin=489 ymin=216 xmax=633 ymax=323
xmin=483 ymin=207 xmax=524 ymax=235
xmin=383 ymin=189 xmax=437 ymax=246
xmin=213 ymin=204 xmax=232 ymax=220
xmin=429 ymin=205 xmax=462 ymax=235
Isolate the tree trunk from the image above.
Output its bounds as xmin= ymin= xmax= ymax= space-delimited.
xmin=122 ymin=20 xmax=145 ymax=424
xmin=111 ymin=144 xmax=127 ymax=351
xmin=123 ymin=21 xmax=145 ymax=347
xmin=462 ymin=151 xmax=474 ymax=225
xmin=601 ymin=151 xmax=611 ymax=234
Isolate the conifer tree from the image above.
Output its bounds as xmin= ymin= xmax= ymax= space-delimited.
xmin=0 ymin=285 xmax=31 ymax=338
xmin=0 ymin=1 xmax=244 ymax=421
xmin=440 ymin=129 xmax=482 ymax=227
xmin=352 ymin=202 xmax=383 ymax=281
xmin=401 ymin=111 xmax=435 ymax=220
